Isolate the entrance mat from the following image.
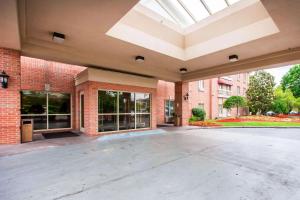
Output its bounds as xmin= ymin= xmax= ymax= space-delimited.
xmin=42 ymin=132 xmax=80 ymax=139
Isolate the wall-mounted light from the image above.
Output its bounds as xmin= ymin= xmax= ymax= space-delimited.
xmin=229 ymin=55 xmax=239 ymax=62
xmin=0 ymin=71 xmax=9 ymax=88
xmin=52 ymin=32 xmax=65 ymax=43
xmin=183 ymin=92 xmax=189 ymax=101
xmin=180 ymin=68 xmax=187 ymax=73
xmin=135 ymin=56 xmax=145 ymax=63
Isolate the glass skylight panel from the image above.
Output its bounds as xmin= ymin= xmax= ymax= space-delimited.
xmin=203 ymin=0 xmax=228 ymax=14
xmin=179 ymin=0 xmax=210 ymax=22
xmin=157 ymin=0 xmax=195 ymax=28
xmin=227 ymin=0 xmax=241 ymax=5
xmin=140 ymin=0 xmax=175 ymax=23
xmin=138 ymin=0 xmax=243 ymax=29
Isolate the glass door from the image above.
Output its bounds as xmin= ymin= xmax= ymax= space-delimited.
xmin=80 ymin=92 xmax=84 ymax=131
xmin=165 ymin=100 xmax=174 ymax=123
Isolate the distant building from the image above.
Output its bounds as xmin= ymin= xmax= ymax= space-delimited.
xmin=157 ymin=74 xmax=249 ymax=124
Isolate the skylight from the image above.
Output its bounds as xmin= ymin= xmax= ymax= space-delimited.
xmin=140 ymin=0 xmax=243 ymax=28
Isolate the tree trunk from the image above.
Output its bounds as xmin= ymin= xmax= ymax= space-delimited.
xmin=237 ymin=105 xmax=239 ymax=118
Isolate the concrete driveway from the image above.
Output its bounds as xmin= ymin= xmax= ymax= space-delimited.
xmin=1 ymin=128 xmax=300 ymax=200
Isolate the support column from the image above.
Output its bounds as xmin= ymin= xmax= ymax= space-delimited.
xmin=0 ymin=48 xmax=21 ymax=144
xmin=174 ymin=82 xmax=190 ymax=126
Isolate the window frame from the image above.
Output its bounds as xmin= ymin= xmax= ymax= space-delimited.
xmin=198 ymin=80 xmax=205 ymax=92
xmin=21 ymin=90 xmax=72 ymax=132
xmin=98 ymin=89 xmax=152 ymax=133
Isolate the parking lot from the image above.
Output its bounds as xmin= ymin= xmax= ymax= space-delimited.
xmin=1 ymin=128 xmax=300 ymax=200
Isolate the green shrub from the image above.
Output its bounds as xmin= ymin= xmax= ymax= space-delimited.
xmin=189 ymin=116 xmax=199 ymax=123
xmin=191 ymin=108 xmax=206 ymax=121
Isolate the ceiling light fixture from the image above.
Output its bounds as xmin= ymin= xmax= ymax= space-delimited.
xmin=229 ymin=54 xmax=239 ymax=62
xmin=52 ymin=32 xmax=65 ymax=43
xmin=135 ymin=56 xmax=145 ymax=63
xmin=180 ymin=68 xmax=188 ymax=73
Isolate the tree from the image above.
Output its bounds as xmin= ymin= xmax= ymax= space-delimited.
xmin=246 ymin=71 xmax=275 ymax=114
xmin=273 ymin=87 xmax=295 ymax=113
xmin=295 ymin=98 xmax=300 ymax=112
xmin=223 ymin=96 xmax=246 ymax=117
xmin=281 ymin=64 xmax=300 ymax=98
xmin=272 ymin=98 xmax=289 ymax=114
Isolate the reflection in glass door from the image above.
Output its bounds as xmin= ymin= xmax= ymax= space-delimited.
xmin=165 ymin=100 xmax=174 ymax=123
xmin=80 ymin=93 xmax=84 ymax=131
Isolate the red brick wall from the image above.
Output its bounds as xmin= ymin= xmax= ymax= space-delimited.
xmin=0 ymin=48 xmax=21 ymax=144
xmin=156 ymin=80 xmax=174 ymax=124
xmin=75 ymin=81 xmax=157 ymax=136
xmin=21 ymin=56 xmax=86 ymax=130
xmin=157 ymin=74 xmax=249 ymax=125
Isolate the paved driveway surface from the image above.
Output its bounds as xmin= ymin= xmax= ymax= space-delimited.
xmin=1 ymin=128 xmax=300 ymax=200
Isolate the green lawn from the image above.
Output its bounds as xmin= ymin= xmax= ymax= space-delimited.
xmin=215 ymin=121 xmax=300 ymax=127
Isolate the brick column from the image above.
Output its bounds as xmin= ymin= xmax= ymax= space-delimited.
xmin=174 ymin=82 xmax=190 ymax=126
xmin=0 ymin=48 xmax=21 ymax=144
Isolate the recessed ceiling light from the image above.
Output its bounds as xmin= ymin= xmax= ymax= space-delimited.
xmin=229 ymin=54 xmax=239 ymax=62
xmin=135 ymin=56 xmax=145 ymax=63
xmin=180 ymin=68 xmax=188 ymax=73
xmin=52 ymin=32 xmax=65 ymax=43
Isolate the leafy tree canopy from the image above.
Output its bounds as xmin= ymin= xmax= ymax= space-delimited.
xmin=223 ymin=96 xmax=246 ymax=117
xmin=281 ymin=64 xmax=300 ymax=98
xmin=274 ymin=87 xmax=295 ymax=112
xmin=246 ymin=71 xmax=275 ymax=114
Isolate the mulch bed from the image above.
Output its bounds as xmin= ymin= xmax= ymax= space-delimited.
xmin=189 ymin=121 xmax=221 ymax=127
xmin=216 ymin=115 xmax=300 ymax=123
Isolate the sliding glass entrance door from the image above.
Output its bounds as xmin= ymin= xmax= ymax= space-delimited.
xmin=98 ymin=90 xmax=151 ymax=132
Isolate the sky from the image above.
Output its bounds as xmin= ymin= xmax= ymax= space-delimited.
xmin=250 ymin=65 xmax=293 ymax=86
xmin=264 ymin=65 xmax=292 ymax=85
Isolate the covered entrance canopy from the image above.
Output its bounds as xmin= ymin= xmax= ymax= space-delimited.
xmin=0 ymin=0 xmax=300 ymax=82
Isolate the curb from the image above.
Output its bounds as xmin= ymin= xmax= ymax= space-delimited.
xmin=189 ymin=126 xmax=300 ymax=129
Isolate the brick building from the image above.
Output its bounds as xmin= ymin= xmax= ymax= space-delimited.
xmin=1 ymin=49 xmax=248 ymax=144
xmin=156 ymin=75 xmax=249 ymax=125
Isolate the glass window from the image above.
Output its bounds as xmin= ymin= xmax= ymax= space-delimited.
xmin=157 ymin=0 xmax=195 ymax=28
xmin=237 ymin=86 xmax=240 ymax=95
xmin=228 ymin=0 xmax=241 ymax=5
xmin=48 ymin=93 xmax=71 ymax=114
xmin=119 ymin=92 xmax=135 ymax=113
xmin=136 ymin=93 xmax=150 ymax=113
xmin=21 ymin=91 xmax=46 ymax=114
xmin=21 ymin=116 xmax=47 ymax=130
xmin=140 ymin=0 xmax=176 ymax=23
xmin=119 ymin=114 xmax=135 ymax=130
xmin=179 ymin=0 xmax=210 ymax=22
xmin=136 ymin=114 xmax=151 ymax=129
xmin=98 ymin=90 xmax=151 ymax=132
xmin=98 ymin=91 xmax=118 ymax=113
xmin=21 ymin=91 xmax=71 ymax=131
xmin=98 ymin=115 xmax=118 ymax=132
xmin=198 ymin=103 xmax=204 ymax=110
xmin=198 ymin=80 xmax=204 ymax=91
xmin=203 ymin=0 xmax=227 ymax=14
xmin=49 ymin=115 xmax=71 ymax=129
